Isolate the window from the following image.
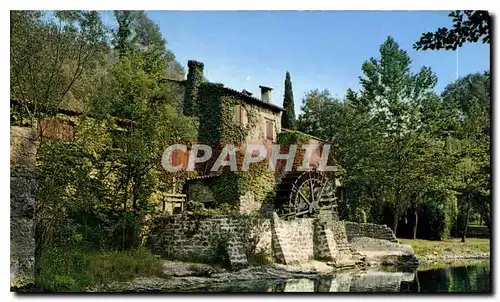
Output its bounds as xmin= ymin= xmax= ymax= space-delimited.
xmin=266 ymin=119 xmax=274 ymax=140
xmin=234 ymin=105 xmax=243 ymax=124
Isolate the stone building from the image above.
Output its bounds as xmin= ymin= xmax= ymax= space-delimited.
xmin=161 ymin=60 xmax=343 ymax=216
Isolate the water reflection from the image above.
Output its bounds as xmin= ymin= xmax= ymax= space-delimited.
xmin=417 ymin=261 xmax=491 ymax=293
xmin=192 ymin=260 xmax=490 ymax=293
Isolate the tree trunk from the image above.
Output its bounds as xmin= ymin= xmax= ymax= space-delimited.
xmin=461 ymin=206 xmax=471 ymax=243
xmin=413 ymin=208 xmax=418 ymax=239
xmin=483 ymin=213 xmax=491 ymax=232
xmin=392 ymin=212 xmax=399 ymax=235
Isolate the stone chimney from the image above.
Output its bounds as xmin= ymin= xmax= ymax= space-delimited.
xmin=184 ymin=60 xmax=204 ymax=116
xmin=259 ymin=85 xmax=273 ymax=103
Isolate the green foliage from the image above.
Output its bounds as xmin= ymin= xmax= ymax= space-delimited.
xmin=333 ymin=37 xmax=441 ymax=233
xmin=238 ymin=161 xmax=277 ymax=205
xmin=184 ymin=60 xmax=204 ymax=116
xmin=398 ymin=238 xmax=490 ymax=259
xmin=207 ymin=231 xmax=232 ymax=267
xmin=417 ymin=190 xmax=458 ymax=240
xmin=441 ymin=72 xmax=491 ymax=238
xmin=25 ymin=12 xmax=200 ymax=277
xmin=297 ymin=89 xmax=339 ymax=138
xmin=189 ymin=81 xmax=274 ymax=210
xmin=296 ymin=36 xmax=490 ymax=241
xmin=414 ymin=11 xmax=490 ymax=51
xmin=281 ymin=71 xmax=297 ymax=130
xmin=36 ymin=246 xmax=163 ymax=292
xmin=113 ymin=10 xmax=185 ymax=80
xmin=197 ymin=82 xmax=261 ymax=144
xmin=10 ymin=11 xmax=109 ymax=122
xmin=185 ymin=200 xmax=236 ymax=215
xmin=277 ymin=130 xmax=313 ymax=144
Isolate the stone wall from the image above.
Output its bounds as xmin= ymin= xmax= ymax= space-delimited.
xmin=147 ymin=212 xmax=322 ymax=267
xmin=146 ymin=213 xmax=412 ymax=269
xmin=146 ymin=213 xmax=373 ymax=268
xmin=239 ymin=191 xmax=259 ymax=214
xmin=245 ymin=105 xmax=282 ymax=142
xmin=330 ymin=221 xmax=354 ymax=260
xmin=10 ymin=126 xmax=36 ymax=288
xmin=344 ymin=221 xmax=398 ymax=243
xmin=313 ymin=217 xmax=339 ymax=262
xmin=271 ymin=213 xmax=314 ymax=265
xmin=185 ymin=178 xmax=272 ymax=215
xmin=146 ymin=214 xmax=273 ymax=268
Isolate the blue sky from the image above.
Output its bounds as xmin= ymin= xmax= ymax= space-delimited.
xmin=102 ymin=11 xmax=490 ymax=113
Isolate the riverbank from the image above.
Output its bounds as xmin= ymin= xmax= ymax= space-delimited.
xmin=398 ymin=238 xmax=490 ymax=263
xmin=91 ymin=258 xmax=491 ymax=292
xmin=90 ymin=260 xmax=408 ymax=292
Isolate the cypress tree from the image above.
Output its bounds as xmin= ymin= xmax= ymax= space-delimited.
xmin=282 ymin=71 xmax=297 ymax=129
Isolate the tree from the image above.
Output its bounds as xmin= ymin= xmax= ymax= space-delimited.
xmin=23 ymin=10 xmax=197 ymax=252
xmin=441 ymin=72 xmax=491 ymax=240
xmin=297 ymin=89 xmax=337 ymax=138
xmin=10 ymin=10 xmax=109 ymax=124
xmin=281 ymin=71 xmax=297 ymax=130
xmin=347 ymin=36 xmax=442 ymax=235
xmin=113 ymin=10 xmax=136 ymax=56
xmin=113 ymin=11 xmax=185 ymax=80
xmin=298 ymin=37 xmax=450 ymax=236
xmin=414 ymin=11 xmax=490 ymax=50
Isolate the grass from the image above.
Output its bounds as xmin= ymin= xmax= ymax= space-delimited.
xmin=36 ymin=246 xmax=165 ymax=292
xmin=417 ymin=259 xmax=490 ymax=272
xmin=398 ymin=238 xmax=490 ymax=259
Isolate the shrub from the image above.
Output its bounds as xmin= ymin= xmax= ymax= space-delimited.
xmin=36 ymin=246 xmax=163 ymax=292
xmin=35 ymin=247 xmax=91 ymax=292
xmin=207 ymin=231 xmax=232 ymax=267
xmin=417 ymin=191 xmax=457 ymax=240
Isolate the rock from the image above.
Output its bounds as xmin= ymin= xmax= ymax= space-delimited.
xmin=162 ymin=261 xmax=217 ymax=277
xmin=10 ymin=127 xmax=37 ymax=289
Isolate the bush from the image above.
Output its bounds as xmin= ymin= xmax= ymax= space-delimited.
xmin=36 ymin=246 xmax=163 ymax=292
xmin=417 ymin=191 xmax=457 ymax=240
xmin=36 ymin=247 xmax=91 ymax=292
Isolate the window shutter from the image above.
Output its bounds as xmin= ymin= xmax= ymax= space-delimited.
xmin=266 ymin=120 xmax=274 ymax=140
xmin=235 ymin=105 xmax=242 ymax=124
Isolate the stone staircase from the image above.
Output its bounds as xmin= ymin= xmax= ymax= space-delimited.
xmin=329 ymin=221 xmax=366 ymax=268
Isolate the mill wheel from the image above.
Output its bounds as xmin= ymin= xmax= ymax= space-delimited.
xmin=275 ymin=170 xmax=338 ymax=219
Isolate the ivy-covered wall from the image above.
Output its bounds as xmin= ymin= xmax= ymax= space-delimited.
xmin=184 ymin=60 xmax=204 ymax=117
xmin=184 ymin=74 xmax=283 ymax=213
xmin=276 ymin=130 xmax=336 ymax=171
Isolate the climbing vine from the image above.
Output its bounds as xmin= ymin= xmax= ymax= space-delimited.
xmin=188 ymin=82 xmax=280 ymax=210
xmin=276 ymin=130 xmax=313 ymax=144
xmin=184 ymin=60 xmax=204 ymax=116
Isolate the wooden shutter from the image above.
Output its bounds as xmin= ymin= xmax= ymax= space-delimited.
xmin=234 ymin=105 xmax=242 ymax=124
xmin=266 ymin=120 xmax=274 ymax=140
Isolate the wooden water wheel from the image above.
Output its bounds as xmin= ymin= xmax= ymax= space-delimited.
xmin=274 ymin=170 xmax=338 ymax=220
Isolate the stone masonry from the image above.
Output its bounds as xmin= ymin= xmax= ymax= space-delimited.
xmin=344 ymin=221 xmax=398 ymax=243
xmin=271 ymin=212 xmax=315 ymax=265
xmin=147 ymin=213 xmax=408 ymax=269
xmin=146 ymin=215 xmax=253 ymax=268
xmin=10 ymin=126 xmax=36 ymax=288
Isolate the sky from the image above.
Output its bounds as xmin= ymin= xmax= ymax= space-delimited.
xmin=102 ymin=11 xmax=490 ymax=113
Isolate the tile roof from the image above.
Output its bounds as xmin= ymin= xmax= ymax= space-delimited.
xmin=161 ymin=78 xmax=285 ymax=112
xmin=218 ymin=85 xmax=284 ymax=112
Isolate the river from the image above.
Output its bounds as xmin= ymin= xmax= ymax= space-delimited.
xmin=179 ymin=260 xmax=490 ymax=293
